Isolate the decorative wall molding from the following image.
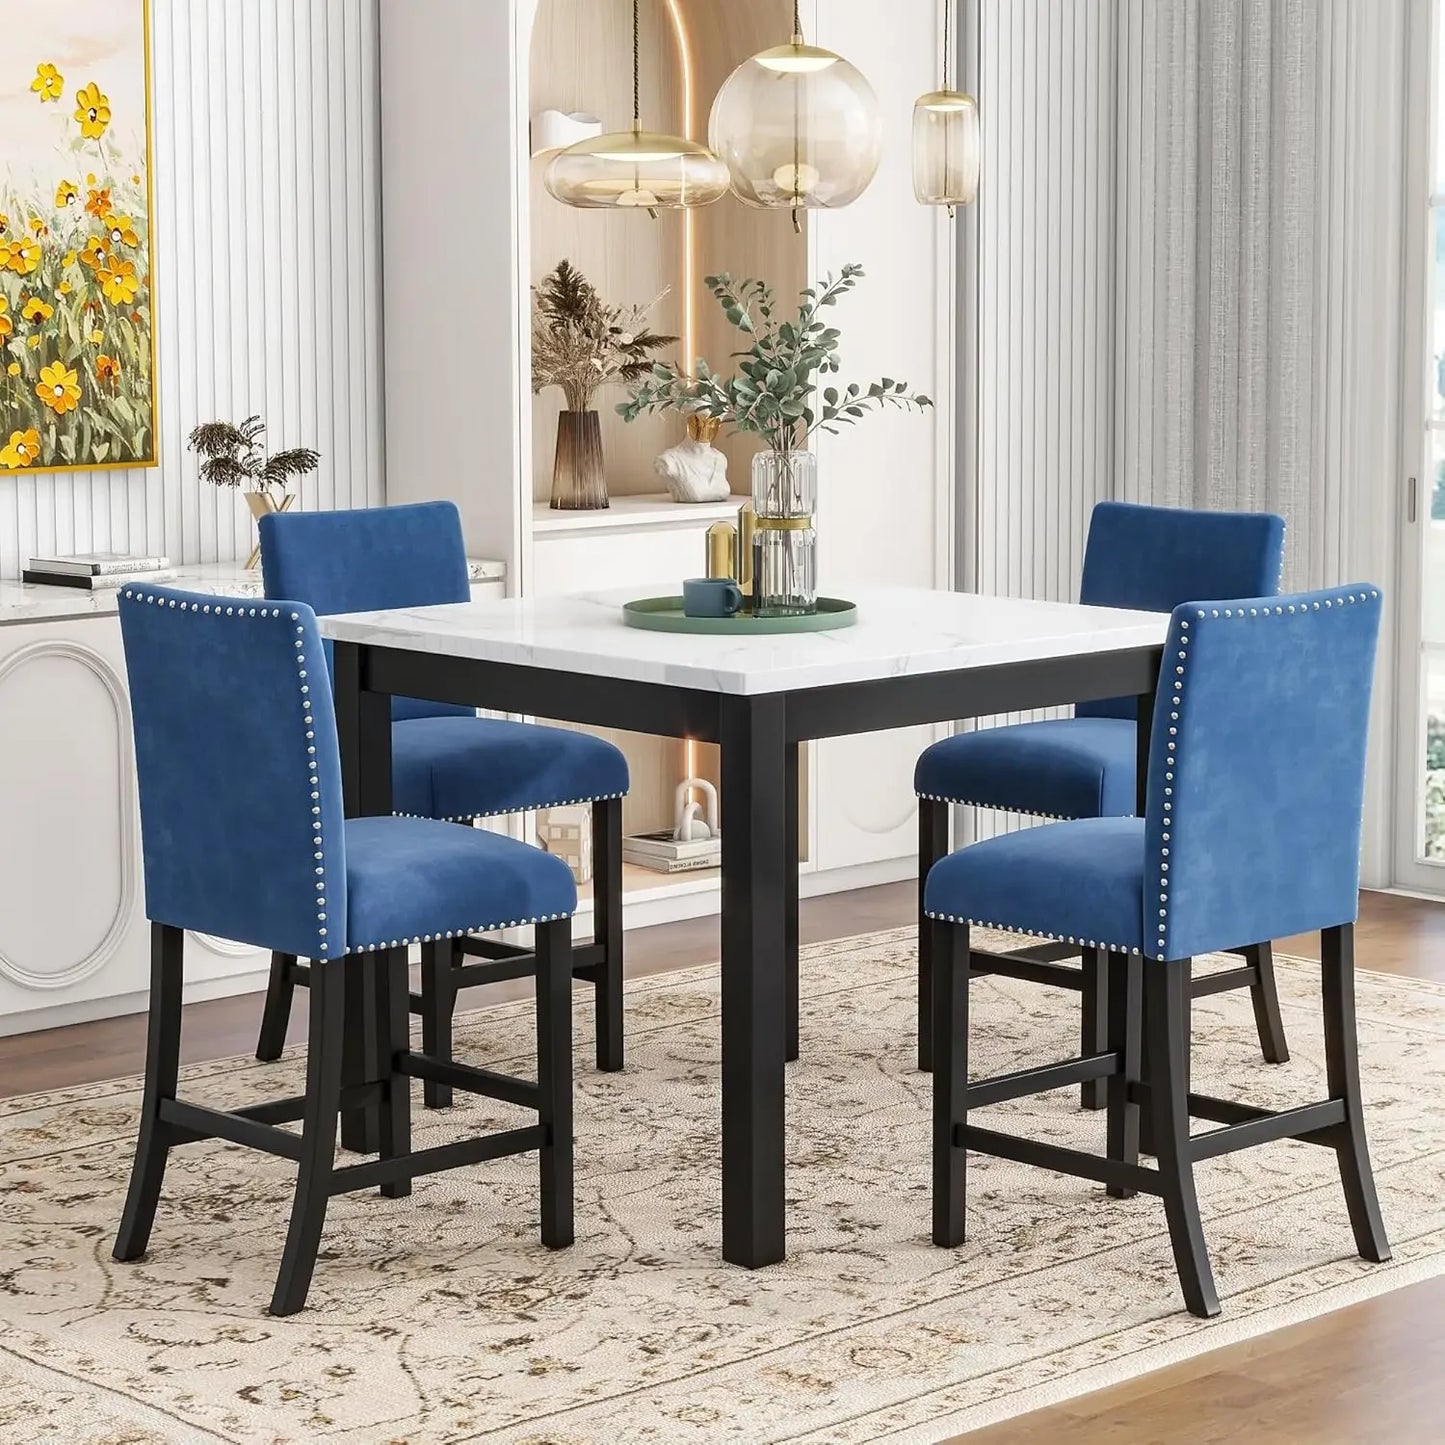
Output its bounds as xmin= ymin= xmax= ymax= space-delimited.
xmin=0 ymin=0 xmax=384 ymax=580
xmin=0 ymin=639 xmax=138 ymax=990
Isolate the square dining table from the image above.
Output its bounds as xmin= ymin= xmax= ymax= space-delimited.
xmin=319 ymin=586 xmax=1169 ymax=1269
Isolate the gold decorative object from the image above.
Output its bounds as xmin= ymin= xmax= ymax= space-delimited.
xmin=687 ymin=414 xmax=721 ymax=444
xmin=545 ymin=0 xmax=728 ymax=216
xmin=737 ymin=500 xmax=757 ymax=598
xmin=706 ymin=521 xmax=737 ymax=580
xmin=912 ymin=0 xmax=980 ymax=216
xmin=708 ymin=0 xmax=881 ymax=231
xmin=243 ymin=490 xmax=295 ymax=570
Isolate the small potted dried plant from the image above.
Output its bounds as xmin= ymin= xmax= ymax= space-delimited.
xmin=187 ymin=415 xmax=320 ymax=568
xmin=531 ymin=260 xmax=675 ymax=509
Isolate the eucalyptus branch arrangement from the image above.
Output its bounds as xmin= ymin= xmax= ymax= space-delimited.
xmin=619 ymin=264 xmax=932 ymax=454
xmin=531 ymin=260 xmax=676 ymax=413
xmin=187 ymin=416 xmax=320 ymax=505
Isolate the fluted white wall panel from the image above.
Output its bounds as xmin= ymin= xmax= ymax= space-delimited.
xmin=0 ymin=0 xmax=383 ymax=580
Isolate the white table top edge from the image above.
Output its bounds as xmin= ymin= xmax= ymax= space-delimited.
xmin=319 ymin=586 xmax=1170 ymax=697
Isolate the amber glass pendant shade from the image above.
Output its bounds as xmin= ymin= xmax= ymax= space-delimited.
xmin=708 ymin=38 xmax=882 ymax=213
xmin=545 ymin=124 xmax=729 ymax=212
xmin=543 ymin=0 xmax=727 ymax=215
xmin=912 ymin=89 xmax=980 ymax=210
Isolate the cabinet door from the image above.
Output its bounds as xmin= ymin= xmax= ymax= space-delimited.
xmin=0 ymin=617 xmax=149 ymax=1020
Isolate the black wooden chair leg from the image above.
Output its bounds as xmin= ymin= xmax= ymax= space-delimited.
xmin=1320 ymin=924 xmax=1391 ymax=1263
xmin=255 ymin=951 xmax=297 ymax=1062
xmin=535 ymin=917 xmax=575 ymax=1250
xmin=420 ymin=939 xmax=456 ymax=1109
xmin=270 ymin=958 xmax=346 ymax=1317
xmin=1105 ymin=950 xmax=1141 ymax=1197
xmin=592 ymin=797 xmax=625 ymax=1073
xmin=917 ymin=796 xmax=950 ymax=1073
xmin=1080 ymin=947 xmax=1109 ymax=1110
xmin=1244 ymin=940 xmax=1290 ymax=1064
xmin=377 ymin=947 xmax=412 ymax=1200
xmin=932 ymin=917 xmax=968 ymax=1247
xmin=114 ymin=923 xmax=185 ymax=1262
xmin=1146 ymin=958 xmax=1220 ymax=1318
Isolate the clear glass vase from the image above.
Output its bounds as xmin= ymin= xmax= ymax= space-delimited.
xmin=751 ymin=449 xmax=817 ymax=616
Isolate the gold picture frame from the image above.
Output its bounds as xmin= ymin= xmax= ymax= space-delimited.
xmin=0 ymin=0 xmax=158 ymax=475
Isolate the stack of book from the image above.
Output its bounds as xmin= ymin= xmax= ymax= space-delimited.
xmin=621 ymin=828 xmax=721 ymax=874
xmin=23 ymin=552 xmax=177 ymax=590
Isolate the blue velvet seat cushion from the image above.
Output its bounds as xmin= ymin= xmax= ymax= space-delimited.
xmin=914 ymin=718 xmax=1136 ymax=819
xmin=344 ymin=815 xmax=577 ymax=948
xmin=389 ymin=716 xmax=630 ymax=820
xmin=923 ymin=816 xmax=1147 ymax=954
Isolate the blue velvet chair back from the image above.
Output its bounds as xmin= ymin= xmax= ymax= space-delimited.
xmin=118 ymin=586 xmax=348 ymax=961
xmin=259 ymin=501 xmax=472 ymax=722
xmin=1077 ymin=501 xmax=1286 ymax=721
xmin=1143 ymin=585 xmax=1382 ymax=961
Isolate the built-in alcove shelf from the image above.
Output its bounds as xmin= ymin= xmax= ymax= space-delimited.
xmin=532 ymin=492 xmax=742 ymax=539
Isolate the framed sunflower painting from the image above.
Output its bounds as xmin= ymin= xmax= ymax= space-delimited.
xmin=0 ymin=1 xmax=156 ymax=475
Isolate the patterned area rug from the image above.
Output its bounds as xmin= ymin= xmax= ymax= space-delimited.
xmin=4 ymin=927 xmax=1445 ymax=1445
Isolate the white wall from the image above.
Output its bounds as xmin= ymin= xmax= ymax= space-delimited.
xmin=0 ymin=0 xmax=384 ymax=580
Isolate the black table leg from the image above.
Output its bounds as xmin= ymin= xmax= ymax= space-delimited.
xmin=785 ymin=741 xmax=800 ymax=1064
xmin=719 ymin=693 xmax=789 ymax=1269
xmin=333 ymin=641 xmax=392 ymax=1154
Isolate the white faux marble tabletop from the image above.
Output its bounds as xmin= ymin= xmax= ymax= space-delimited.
xmin=320 ymin=587 xmax=1170 ymax=696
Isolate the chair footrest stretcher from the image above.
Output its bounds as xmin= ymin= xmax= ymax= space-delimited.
xmin=328 ymin=1126 xmax=546 ymax=1196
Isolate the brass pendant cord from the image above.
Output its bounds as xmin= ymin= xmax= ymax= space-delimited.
xmin=944 ymin=0 xmax=953 ymax=89
xmin=791 ymin=0 xmax=803 ymax=232
xmin=632 ymin=0 xmax=641 ymax=127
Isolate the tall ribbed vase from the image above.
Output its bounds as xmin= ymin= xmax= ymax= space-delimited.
xmin=751 ymin=450 xmax=817 ymax=616
xmin=550 ymin=410 xmax=608 ymax=510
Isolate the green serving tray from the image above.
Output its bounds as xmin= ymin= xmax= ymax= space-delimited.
xmin=622 ymin=595 xmax=858 ymax=635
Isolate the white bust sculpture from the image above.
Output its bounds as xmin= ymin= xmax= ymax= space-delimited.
xmin=655 ymin=414 xmax=731 ymax=503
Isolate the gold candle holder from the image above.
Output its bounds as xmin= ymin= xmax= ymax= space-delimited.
xmin=737 ymin=500 xmax=756 ymax=598
xmin=706 ymin=521 xmax=737 ymax=580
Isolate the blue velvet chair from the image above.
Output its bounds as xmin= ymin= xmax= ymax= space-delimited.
xmin=112 ymin=586 xmax=578 ymax=1316
xmin=925 ymin=585 xmax=1391 ymax=1317
xmin=915 ymin=501 xmax=1290 ymax=1099
xmin=252 ymin=502 xmax=630 ymax=1103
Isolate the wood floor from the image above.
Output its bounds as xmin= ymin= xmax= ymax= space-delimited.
xmin=4 ymin=884 xmax=1443 ymax=1442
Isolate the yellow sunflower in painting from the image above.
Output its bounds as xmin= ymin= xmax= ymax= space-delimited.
xmin=80 ymin=235 xmax=110 ymax=271
xmin=55 ymin=180 xmax=79 ymax=210
xmin=85 ymin=186 xmax=113 ymax=219
xmin=31 ymin=64 xmax=63 ymax=103
xmin=106 ymin=216 xmax=140 ymax=249
xmin=7 ymin=238 xmax=40 ymax=275
xmin=74 ymin=82 xmax=111 ymax=139
xmin=5 ymin=363 xmax=19 ymax=377
xmin=95 ymin=354 xmax=121 ymax=384
xmin=0 ymin=296 xmax=10 ymax=340
xmin=37 ymin=361 xmax=81 ymax=415
xmin=1 ymin=429 xmax=41 ymax=469
xmin=98 ymin=259 xmax=139 ymax=306
xmin=22 ymin=298 xmax=54 ymax=325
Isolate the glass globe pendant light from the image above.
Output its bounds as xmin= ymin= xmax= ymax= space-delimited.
xmin=708 ymin=0 xmax=882 ymax=232
xmin=912 ymin=0 xmax=980 ymax=216
xmin=544 ymin=0 xmax=728 ymax=217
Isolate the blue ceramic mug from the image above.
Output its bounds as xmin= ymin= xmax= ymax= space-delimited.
xmin=682 ymin=577 xmax=745 ymax=619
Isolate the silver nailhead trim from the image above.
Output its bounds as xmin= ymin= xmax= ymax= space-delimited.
xmin=351 ymin=912 xmax=573 ymax=952
xmin=392 ymin=789 xmax=626 ymax=824
xmin=923 ymin=912 xmax=1143 ymax=956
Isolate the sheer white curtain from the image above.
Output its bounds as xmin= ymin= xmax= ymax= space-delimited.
xmin=1113 ymin=0 xmax=1406 ymax=590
